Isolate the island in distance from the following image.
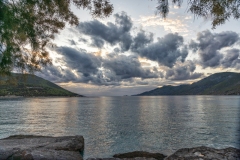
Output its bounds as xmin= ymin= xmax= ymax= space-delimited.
xmin=135 ymin=72 xmax=240 ymax=96
xmin=0 ymin=73 xmax=83 ymax=97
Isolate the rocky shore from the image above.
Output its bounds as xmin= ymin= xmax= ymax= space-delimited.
xmin=0 ymin=135 xmax=84 ymax=160
xmin=0 ymin=135 xmax=239 ymax=160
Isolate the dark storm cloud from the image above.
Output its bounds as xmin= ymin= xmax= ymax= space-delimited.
xmin=189 ymin=30 xmax=240 ymax=68
xmin=113 ymin=48 xmax=120 ymax=53
xmin=38 ymin=46 xmax=103 ymax=84
xmin=78 ymin=12 xmax=154 ymax=53
xmin=78 ymin=12 xmax=133 ymax=52
xmin=38 ymin=65 xmax=79 ymax=83
xmin=77 ymin=12 xmax=188 ymax=68
xmin=221 ymin=49 xmax=240 ymax=68
xmin=165 ymin=61 xmax=203 ymax=80
xmin=40 ymin=13 xmax=226 ymax=86
xmin=114 ymin=12 xmax=133 ymax=32
xmin=91 ymin=37 xmax=105 ymax=48
xmin=103 ymin=54 xmax=160 ymax=79
xmin=131 ymin=30 xmax=154 ymax=51
xmin=55 ymin=47 xmax=101 ymax=77
xmin=39 ymin=46 xmax=162 ymax=85
xmin=38 ymin=47 xmax=113 ymax=85
xmin=134 ymin=33 xmax=188 ymax=68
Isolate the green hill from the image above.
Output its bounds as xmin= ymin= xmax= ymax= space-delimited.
xmin=135 ymin=72 xmax=240 ymax=96
xmin=0 ymin=73 xmax=83 ymax=97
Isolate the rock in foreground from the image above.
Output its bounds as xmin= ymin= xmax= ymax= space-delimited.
xmin=113 ymin=151 xmax=166 ymax=160
xmin=165 ymin=146 xmax=240 ymax=160
xmin=87 ymin=151 xmax=167 ymax=160
xmin=0 ymin=135 xmax=84 ymax=160
xmin=87 ymin=158 xmax=158 ymax=160
xmin=88 ymin=146 xmax=240 ymax=160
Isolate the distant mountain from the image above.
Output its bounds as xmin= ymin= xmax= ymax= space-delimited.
xmin=135 ymin=72 xmax=240 ymax=96
xmin=0 ymin=73 xmax=83 ymax=97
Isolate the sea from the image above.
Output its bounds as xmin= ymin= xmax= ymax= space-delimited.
xmin=0 ymin=96 xmax=239 ymax=158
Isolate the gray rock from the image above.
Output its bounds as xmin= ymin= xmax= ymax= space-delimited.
xmin=0 ymin=135 xmax=84 ymax=160
xmin=87 ymin=147 xmax=240 ymax=160
xmin=165 ymin=146 xmax=240 ymax=160
xmin=113 ymin=151 xmax=166 ymax=160
xmin=87 ymin=158 xmax=157 ymax=160
xmin=86 ymin=151 xmax=166 ymax=160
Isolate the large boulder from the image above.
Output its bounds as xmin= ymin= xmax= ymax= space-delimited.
xmin=165 ymin=146 xmax=240 ymax=160
xmin=0 ymin=135 xmax=84 ymax=160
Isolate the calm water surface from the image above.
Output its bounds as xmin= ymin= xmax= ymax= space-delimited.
xmin=0 ymin=96 xmax=239 ymax=158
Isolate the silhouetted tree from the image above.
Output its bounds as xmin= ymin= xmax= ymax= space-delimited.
xmin=0 ymin=0 xmax=113 ymax=74
xmin=156 ymin=0 xmax=240 ymax=28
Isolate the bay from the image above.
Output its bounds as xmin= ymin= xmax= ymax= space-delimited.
xmin=0 ymin=96 xmax=239 ymax=158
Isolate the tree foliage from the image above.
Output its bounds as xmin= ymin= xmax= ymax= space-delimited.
xmin=156 ymin=0 xmax=240 ymax=28
xmin=0 ymin=0 xmax=113 ymax=74
xmin=0 ymin=0 xmax=239 ymax=75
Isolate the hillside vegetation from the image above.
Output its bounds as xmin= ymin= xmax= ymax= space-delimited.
xmin=0 ymin=73 xmax=82 ymax=97
xmin=136 ymin=72 xmax=240 ymax=96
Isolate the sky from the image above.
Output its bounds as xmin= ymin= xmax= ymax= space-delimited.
xmin=37 ymin=0 xmax=240 ymax=96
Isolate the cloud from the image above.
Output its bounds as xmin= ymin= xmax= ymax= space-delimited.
xmin=77 ymin=12 xmax=188 ymax=68
xmin=103 ymin=53 xmax=161 ymax=80
xmin=165 ymin=61 xmax=203 ymax=80
xmin=78 ymin=12 xmax=133 ymax=52
xmin=39 ymin=12 xmax=215 ymax=90
xmin=68 ymin=39 xmax=77 ymax=45
xmin=38 ymin=65 xmax=78 ymax=83
xmin=53 ymin=47 xmax=121 ymax=85
xmin=114 ymin=12 xmax=133 ymax=32
xmin=91 ymin=37 xmax=105 ymax=48
xmin=189 ymin=30 xmax=240 ymax=68
xmin=55 ymin=47 xmax=101 ymax=77
xmin=134 ymin=33 xmax=188 ymax=68
xmin=39 ymin=47 xmax=162 ymax=86
xmin=131 ymin=30 xmax=154 ymax=51
xmin=78 ymin=37 xmax=89 ymax=43
xmin=221 ymin=49 xmax=240 ymax=68
xmin=38 ymin=47 xmax=101 ymax=84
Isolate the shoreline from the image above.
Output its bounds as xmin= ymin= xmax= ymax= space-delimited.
xmin=0 ymin=95 xmax=85 ymax=99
